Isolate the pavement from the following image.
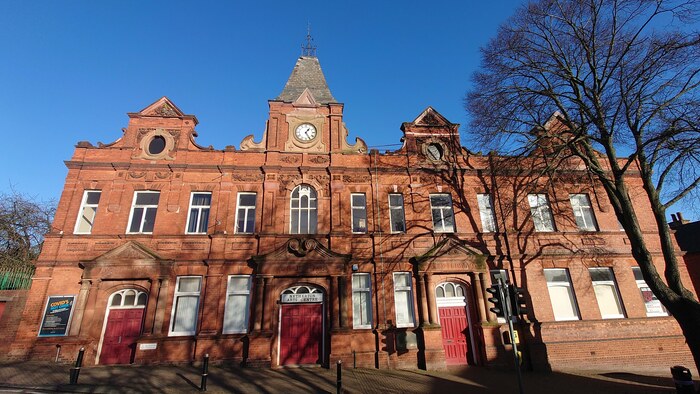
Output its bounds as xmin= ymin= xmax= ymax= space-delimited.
xmin=0 ymin=361 xmax=690 ymax=393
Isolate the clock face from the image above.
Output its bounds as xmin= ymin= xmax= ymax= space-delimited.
xmin=426 ymin=143 xmax=443 ymax=161
xmin=295 ymin=123 xmax=317 ymax=141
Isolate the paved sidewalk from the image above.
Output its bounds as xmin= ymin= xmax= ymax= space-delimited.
xmin=0 ymin=361 xmax=686 ymax=393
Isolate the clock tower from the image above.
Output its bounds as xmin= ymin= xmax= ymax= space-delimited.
xmin=239 ymin=55 xmax=366 ymax=154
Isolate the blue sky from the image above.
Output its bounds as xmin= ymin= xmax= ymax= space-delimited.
xmin=0 ymin=1 xmax=696 ymax=220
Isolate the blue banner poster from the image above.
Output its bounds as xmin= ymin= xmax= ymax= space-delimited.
xmin=38 ymin=296 xmax=76 ymax=337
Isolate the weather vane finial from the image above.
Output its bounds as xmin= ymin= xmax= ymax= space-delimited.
xmin=301 ymin=23 xmax=317 ymax=57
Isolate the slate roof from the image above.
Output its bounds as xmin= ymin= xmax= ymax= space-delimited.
xmin=675 ymin=221 xmax=700 ymax=253
xmin=276 ymin=56 xmax=337 ymax=104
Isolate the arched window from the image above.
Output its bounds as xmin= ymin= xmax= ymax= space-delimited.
xmin=108 ymin=289 xmax=148 ymax=308
xmin=290 ymin=185 xmax=317 ymax=234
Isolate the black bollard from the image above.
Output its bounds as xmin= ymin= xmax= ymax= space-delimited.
xmin=670 ymin=365 xmax=695 ymax=394
xmin=200 ymin=353 xmax=209 ymax=392
xmin=336 ymin=360 xmax=342 ymax=394
xmin=69 ymin=347 xmax=85 ymax=385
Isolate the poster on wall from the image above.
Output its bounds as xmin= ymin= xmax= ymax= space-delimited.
xmin=38 ymin=295 xmax=76 ymax=337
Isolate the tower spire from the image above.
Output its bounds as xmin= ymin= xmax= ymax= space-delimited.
xmin=301 ymin=23 xmax=317 ymax=57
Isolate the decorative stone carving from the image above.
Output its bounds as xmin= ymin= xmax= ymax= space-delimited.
xmin=280 ymin=155 xmax=301 ymax=164
xmin=339 ymin=123 xmax=368 ymax=154
xmin=232 ymin=173 xmax=264 ymax=182
xmin=129 ymin=171 xmax=147 ymax=179
xmin=342 ymin=174 xmax=372 ymax=183
xmin=309 ymin=155 xmax=330 ymax=164
xmin=239 ymin=131 xmax=266 ymax=151
xmin=153 ymin=103 xmax=178 ymax=117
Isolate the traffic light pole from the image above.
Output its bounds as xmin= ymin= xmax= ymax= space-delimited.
xmin=499 ymin=278 xmax=524 ymax=394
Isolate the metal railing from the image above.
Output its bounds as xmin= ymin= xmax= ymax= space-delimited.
xmin=0 ymin=265 xmax=35 ymax=290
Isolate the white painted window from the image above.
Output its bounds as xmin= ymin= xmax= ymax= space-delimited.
xmin=290 ymin=185 xmax=317 ymax=234
xmin=127 ymin=191 xmax=160 ymax=234
xmin=570 ymin=194 xmax=598 ymax=231
xmin=632 ymin=267 xmax=669 ymax=317
xmin=235 ymin=192 xmax=257 ymax=234
xmin=74 ymin=190 xmax=101 ymax=234
xmin=169 ymin=276 xmax=201 ymax=336
xmin=477 ymin=194 xmax=497 ymax=232
xmin=393 ymin=272 xmax=415 ymax=327
xmin=388 ymin=194 xmax=406 ymax=233
xmin=528 ymin=194 xmax=555 ymax=232
xmin=589 ymin=268 xmax=625 ymax=319
xmin=351 ymin=193 xmax=368 ymax=233
xmin=185 ymin=192 xmax=211 ymax=234
xmin=352 ymin=273 xmax=372 ymax=329
xmin=544 ymin=269 xmax=579 ymax=321
xmin=430 ymin=194 xmax=455 ymax=233
xmin=223 ymin=275 xmax=251 ymax=334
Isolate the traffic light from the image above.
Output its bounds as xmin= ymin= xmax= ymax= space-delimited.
xmin=486 ymin=284 xmax=504 ymax=315
xmin=509 ymin=285 xmax=528 ymax=317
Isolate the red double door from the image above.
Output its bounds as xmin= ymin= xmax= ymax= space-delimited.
xmin=279 ymin=304 xmax=322 ymax=365
xmin=100 ymin=308 xmax=145 ymax=365
xmin=439 ymin=306 xmax=470 ymax=365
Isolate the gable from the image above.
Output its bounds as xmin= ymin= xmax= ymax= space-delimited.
xmin=139 ymin=96 xmax=185 ymax=118
xmin=413 ymin=107 xmax=452 ymax=127
xmin=91 ymin=241 xmax=164 ymax=262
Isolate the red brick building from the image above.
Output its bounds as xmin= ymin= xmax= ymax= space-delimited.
xmin=6 ymin=54 xmax=695 ymax=371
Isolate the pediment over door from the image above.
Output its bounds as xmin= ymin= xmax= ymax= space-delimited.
xmin=250 ymin=237 xmax=352 ymax=276
xmin=79 ymin=241 xmax=174 ymax=279
xmin=411 ymin=237 xmax=488 ymax=274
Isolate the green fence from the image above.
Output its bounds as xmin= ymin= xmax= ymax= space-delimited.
xmin=0 ymin=265 xmax=35 ymax=290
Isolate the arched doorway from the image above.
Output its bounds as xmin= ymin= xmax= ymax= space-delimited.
xmin=99 ymin=289 xmax=147 ymax=365
xmin=435 ymin=282 xmax=474 ymax=365
xmin=278 ymin=285 xmax=324 ymax=366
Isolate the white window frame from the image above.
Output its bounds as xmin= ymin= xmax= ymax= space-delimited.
xmin=351 ymin=193 xmax=368 ymax=234
xmin=570 ymin=194 xmax=598 ymax=231
xmin=127 ymin=191 xmax=160 ymax=234
xmin=169 ymin=276 xmax=201 ymax=336
xmin=222 ymin=275 xmax=252 ymax=334
xmin=477 ymin=193 xmax=497 ymax=233
xmin=185 ymin=192 xmax=212 ymax=234
xmin=589 ymin=268 xmax=625 ymax=319
xmin=74 ymin=190 xmax=101 ymax=234
xmin=388 ymin=194 xmax=406 ymax=233
xmin=352 ymin=273 xmax=373 ymax=329
xmin=393 ymin=272 xmax=415 ymax=328
xmin=290 ymin=185 xmax=317 ymax=234
xmin=528 ymin=194 xmax=555 ymax=232
xmin=429 ymin=194 xmax=456 ymax=233
xmin=543 ymin=268 xmax=580 ymax=321
xmin=235 ymin=192 xmax=257 ymax=234
xmin=632 ymin=267 xmax=669 ymax=317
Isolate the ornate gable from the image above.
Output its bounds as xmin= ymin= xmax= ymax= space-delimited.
xmin=251 ymin=237 xmax=351 ymax=276
xmin=413 ymin=106 xmax=451 ymax=127
xmin=139 ymin=97 xmax=185 ymax=118
xmin=411 ymin=237 xmax=487 ymax=273
xmin=91 ymin=241 xmax=164 ymax=262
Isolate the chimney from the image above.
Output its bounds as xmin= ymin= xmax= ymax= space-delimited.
xmin=669 ymin=212 xmax=689 ymax=230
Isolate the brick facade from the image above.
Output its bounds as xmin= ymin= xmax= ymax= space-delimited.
xmin=6 ymin=55 xmax=695 ymax=372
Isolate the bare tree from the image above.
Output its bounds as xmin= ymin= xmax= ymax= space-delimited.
xmin=467 ymin=0 xmax=700 ymax=370
xmin=0 ymin=191 xmax=55 ymax=268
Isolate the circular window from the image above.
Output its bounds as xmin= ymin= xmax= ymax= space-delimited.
xmin=426 ymin=143 xmax=443 ymax=161
xmin=148 ymin=136 xmax=166 ymax=155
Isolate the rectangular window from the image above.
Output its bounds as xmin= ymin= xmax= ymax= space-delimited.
xmin=570 ymin=194 xmax=598 ymax=231
xmin=352 ymin=273 xmax=373 ymax=329
xmin=544 ymin=268 xmax=579 ymax=321
xmin=632 ymin=267 xmax=669 ymax=317
xmin=186 ymin=192 xmax=211 ymax=234
xmin=430 ymin=194 xmax=455 ymax=233
xmin=127 ymin=191 xmax=160 ymax=234
xmin=393 ymin=272 xmax=415 ymax=327
xmin=235 ymin=192 xmax=257 ymax=234
xmin=223 ymin=275 xmax=251 ymax=333
xmin=589 ymin=268 xmax=625 ymax=319
xmin=490 ymin=269 xmax=509 ymax=322
xmin=528 ymin=194 xmax=555 ymax=232
xmin=74 ymin=190 xmax=101 ymax=234
xmin=169 ymin=276 xmax=201 ymax=336
xmin=388 ymin=194 xmax=406 ymax=233
xmin=477 ymin=194 xmax=497 ymax=233
xmin=351 ymin=193 xmax=367 ymax=233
